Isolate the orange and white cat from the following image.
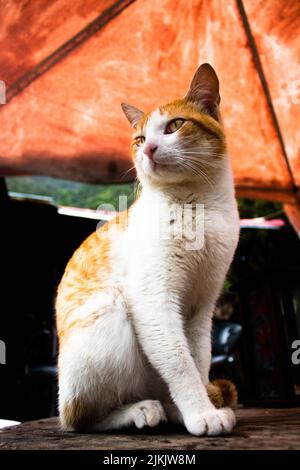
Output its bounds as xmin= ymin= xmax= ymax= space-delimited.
xmin=56 ymin=64 xmax=240 ymax=436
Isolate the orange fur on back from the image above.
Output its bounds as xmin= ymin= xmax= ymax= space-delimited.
xmin=56 ymin=210 xmax=129 ymax=343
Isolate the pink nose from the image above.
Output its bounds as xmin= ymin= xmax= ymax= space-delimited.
xmin=144 ymin=143 xmax=158 ymax=160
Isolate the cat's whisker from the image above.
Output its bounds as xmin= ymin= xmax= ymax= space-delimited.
xmin=120 ymin=165 xmax=137 ymax=182
xmin=181 ymin=154 xmax=229 ymax=169
xmin=179 ymin=157 xmax=215 ymax=179
xmin=177 ymin=159 xmax=214 ymax=189
xmin=185 ymin=158 xmax=229 ymax=171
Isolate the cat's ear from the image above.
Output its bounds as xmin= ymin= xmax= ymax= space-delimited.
xmin=185 ymin=63 xmax=220 ymax=121
xmin=121 ymin=102 xmax=144 ymax=127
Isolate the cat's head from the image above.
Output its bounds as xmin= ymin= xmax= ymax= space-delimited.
xmin=121 ymin=64 xmax=226 ymax=186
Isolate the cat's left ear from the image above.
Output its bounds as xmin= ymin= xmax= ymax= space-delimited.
xmin=121 ymin=102 xmax=144 ymax=127
xmin=185 ymin=63 xmax=220 ymax=121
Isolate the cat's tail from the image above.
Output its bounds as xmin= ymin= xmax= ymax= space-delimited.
xmin=206 ymin=379 xmax=238 ymax=408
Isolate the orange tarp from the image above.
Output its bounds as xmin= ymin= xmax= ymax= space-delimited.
xmin=0 ymin=0 xmax=299 ymax=228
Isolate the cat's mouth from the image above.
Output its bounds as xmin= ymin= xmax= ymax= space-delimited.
xmin=145 ymin=154 xmax=175 ymax=168
xmin=143 ymin=156 xmax=172 ymax=172
xmin=141 ymin=156 xmax=179 ymax=180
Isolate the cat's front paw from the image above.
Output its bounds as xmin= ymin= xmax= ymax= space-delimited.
xmin=184 ymin=407 xmax=236 ymax=436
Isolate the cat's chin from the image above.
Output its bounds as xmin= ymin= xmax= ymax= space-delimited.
xmin=137 ymin=157 xmax=185 ymax=184
xmin=138 ymin=169 xmax=191 ymax=187
xmin=137 ymin=162 xmax=182 ymax=184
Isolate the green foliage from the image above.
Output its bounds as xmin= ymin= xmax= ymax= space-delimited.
xmin=6 ymin=176 xmax=137 ymax=210
xmin=7 ymin=176 xmax=283 ymax=217
xmin=237 ymin=198 xmax=282 ymax=219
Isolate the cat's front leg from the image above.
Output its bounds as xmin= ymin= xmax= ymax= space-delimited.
xmin=187 ymin=306 xmax=238 ymax=409
xmin=186 ymin=307 xmax=214 ymax=385
xmin=131 ymin=297 xmax=235 ymax=436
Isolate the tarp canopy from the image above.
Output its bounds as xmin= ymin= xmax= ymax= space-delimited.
xmin=1 ymin=0 xmax=299 ymax=229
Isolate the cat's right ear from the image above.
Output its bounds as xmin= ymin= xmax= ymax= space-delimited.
xmin=121 ymin=103 xmax=144 ymax=127
xmin=185 ymin=64 xmax=220 ymax=121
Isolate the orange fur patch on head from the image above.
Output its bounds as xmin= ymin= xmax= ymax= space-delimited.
xmin=136 ymin=111 xmax=151 ymax=132
xmin=160 ymin=99 xmax=224 ymax=142
xmin=129 ymin=112 xmax=151 ymax=158
xmin=129 ymin=98 xmax=225 ymax=163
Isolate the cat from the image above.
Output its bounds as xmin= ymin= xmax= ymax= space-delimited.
xmin=56 ymin=63 xmax=240 ymax=436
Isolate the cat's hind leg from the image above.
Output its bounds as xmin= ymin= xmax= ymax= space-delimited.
xmin=58 ymin=290 xmax=165 ymax=431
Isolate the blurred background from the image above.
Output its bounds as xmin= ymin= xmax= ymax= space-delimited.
xmin=0 ymin=0 xmax=299 ymax=422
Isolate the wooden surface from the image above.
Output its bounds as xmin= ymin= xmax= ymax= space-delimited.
xmin=0 ymin=407 xmax=300 ymax=450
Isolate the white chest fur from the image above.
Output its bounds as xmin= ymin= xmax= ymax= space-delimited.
xmin=122 ymin=172 xmax=240 ymax=315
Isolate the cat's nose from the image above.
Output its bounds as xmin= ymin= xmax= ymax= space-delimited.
xmin=144 ymin=143 xmax=158 ymax=160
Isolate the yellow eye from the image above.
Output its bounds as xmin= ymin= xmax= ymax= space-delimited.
xmin=165 ymin=119 xmax=185 ymax=134
xmin=134 ymin=136 xmax=145 ymax=146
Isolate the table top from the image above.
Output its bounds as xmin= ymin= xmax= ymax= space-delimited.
xmin=0 ymin=407 xmax=300 ymax=450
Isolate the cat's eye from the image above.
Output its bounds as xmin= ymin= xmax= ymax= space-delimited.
xmin=165 ymin=119 xmax=185 ymax=134
xmin=134 ymin=136 xmax=145 ymax=146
